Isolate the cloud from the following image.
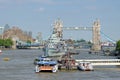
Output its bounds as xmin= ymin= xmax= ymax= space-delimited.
xmin=35 ymin=7 xmax=45 ymax=12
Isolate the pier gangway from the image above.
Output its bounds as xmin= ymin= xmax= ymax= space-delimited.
xmin=76 ymin=59 xmax=120 ymax=66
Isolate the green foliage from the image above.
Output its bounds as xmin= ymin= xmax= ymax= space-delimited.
xmin=4 ymin=39 xmax=13 ymax=48
xmin=0 ymin=39 xmax=4 ymax=46
xmin=88 ymin=41 xmax=92 ymax=44
xmin=116 ymin=40 xmax=120 ymax=51
xmin=0 ymin=38 xmax=13 ymax=48
xmin=27 ymin=40 xmax=31 ymax=44
xmin=76 ymin=39 xmax=86 ymax=43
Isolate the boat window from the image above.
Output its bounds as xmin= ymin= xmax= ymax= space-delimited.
xmin=40 ymin=59 xmax=43 ymax=61
xmin=50 ymin=64 xmax=55 ymax=66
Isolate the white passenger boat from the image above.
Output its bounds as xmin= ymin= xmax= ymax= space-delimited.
xmin=35 ymin=56 xmax=58 ymax=73
xmin=77 ymin=62 xmax=94 ymax=71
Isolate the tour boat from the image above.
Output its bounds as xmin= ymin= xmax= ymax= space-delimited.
xmin=35 ymin=56 xmax=58 ymax=73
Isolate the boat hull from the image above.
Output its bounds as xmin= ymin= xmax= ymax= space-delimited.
xmin=35 ymin=65 xmax=58 ymax=73
xmin=77 ymin=62 xmax=94 ymax=71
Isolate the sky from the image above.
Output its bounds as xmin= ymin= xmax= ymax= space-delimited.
xmin=0 ymin=0 xmax=120 ymax=42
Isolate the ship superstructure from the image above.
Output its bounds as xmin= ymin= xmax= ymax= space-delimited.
xmin=45 ymin=19 xmax=67 ymax=57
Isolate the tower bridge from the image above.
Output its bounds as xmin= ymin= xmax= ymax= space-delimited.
xmin=54 ymin=19 xmax=101 ymax=51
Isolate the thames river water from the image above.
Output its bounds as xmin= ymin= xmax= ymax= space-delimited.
xmin=0 ymin=49 xmax=120 ymax=80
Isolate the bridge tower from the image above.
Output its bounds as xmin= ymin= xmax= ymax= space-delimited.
xmin=92 ymin=19 xmax=101 ymax=51
xmin=53 ymin=18 xmax=63 ymax=38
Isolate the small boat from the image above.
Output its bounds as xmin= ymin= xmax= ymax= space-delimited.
xmin=35 ymin=56 xmax=58 ymax=73
xmin=77 ymin=62 xmax=94 ymax=71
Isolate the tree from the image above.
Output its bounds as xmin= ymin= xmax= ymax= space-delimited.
xmin=76 ymin=39 xmax=86 ymax=43
xmin=27 ymin=40 xmax=31 ymax=44
xmin=0 ymin=38 xmax=13 ymax=48
xmin=0 ymin=39 xmax=4 ymax=46
xmin=4 ymin=39 xmax=13 ymax=48
xmin=26 ymin=40 xmax=31 ymax=46
xmin=116 ymin=40 xmax=120 ymax=55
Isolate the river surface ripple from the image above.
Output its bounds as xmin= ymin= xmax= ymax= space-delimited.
xmin=0 ymin=49 xmax=120 ymax=80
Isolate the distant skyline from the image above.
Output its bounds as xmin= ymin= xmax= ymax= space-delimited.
xmin=0 ymin=0 xmax=120 ymax=42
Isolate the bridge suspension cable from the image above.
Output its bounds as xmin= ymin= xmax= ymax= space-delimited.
xmin=100 ymin=31 xmax=116 ymax=43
